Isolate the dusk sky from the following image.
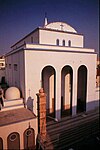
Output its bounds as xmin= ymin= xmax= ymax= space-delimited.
xmin=0 ymin=0 xmax=99 ymax=55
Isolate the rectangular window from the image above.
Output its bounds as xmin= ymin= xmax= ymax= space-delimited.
xmin=14 ymin=64 xmax=18 ymax=71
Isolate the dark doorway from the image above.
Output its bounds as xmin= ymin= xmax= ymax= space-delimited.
xmin=61 ymin=66 xmax=73 ymax=117
xmin=42 ymin=66 xmax=56 ymax=118
xmin=77 ymin=65 xmax=87 ymax=113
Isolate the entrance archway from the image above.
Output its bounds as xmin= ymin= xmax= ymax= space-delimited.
xmin=24 ymin=128 xmax=35 ymax=150
xmin=77 ymin=65 xmax=87 ymax=113
xmin=42 ymin=66 xmax=56 ymax=118
xmin=7 ymin=132 xmax=20 ymax=150
xmin=61 ymin=65 xmax=73 ymax=117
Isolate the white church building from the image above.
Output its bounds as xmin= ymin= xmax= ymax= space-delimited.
xmin=5 ymin=20 xmax=99 ymax=120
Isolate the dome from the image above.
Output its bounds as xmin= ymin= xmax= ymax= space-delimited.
xmin=5 ymin=87 xmax=20 ymax=100
xmin=45 ymin=22 xmax=77 ymax=33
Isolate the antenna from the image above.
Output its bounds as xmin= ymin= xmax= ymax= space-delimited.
xmin=44 ymin=12 xmax=48 ymax=27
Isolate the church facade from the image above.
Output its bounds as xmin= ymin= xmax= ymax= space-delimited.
xmin=5 ymin=21 xmax=98 ymax=120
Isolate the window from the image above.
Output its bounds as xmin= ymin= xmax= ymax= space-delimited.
xmin=31 ymin=37 xmax=33 ymax=43
xmin=9 ymin=134 xmax=17 ymax=141
xmin=25 ymin=129 xmax=32 ymax=136
xmin=68 ymin=40 xmax=71 ymax=47
xmin=56 ymin=39 xmax=59 ymax=46
xmin=62 ymin=40 xmax=65 ymax=46
xmin=14 ymin=64 xmax=18 ymax=71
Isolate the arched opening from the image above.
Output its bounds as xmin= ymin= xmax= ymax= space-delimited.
xmin=24 ymin=128 xmax=35 ymax=150
xmin=77 ymin=65 xmax=87 ymax=113
xmin=62 ymin=40 xmax=65 ymax=46
xmin=7 ymin=132 xmax=20 ymax=150
xmin=61 ymin=66 xmax=73 ymax=117
xmin=0 ymin=137 xmax=3 ymax=150
xmin=42 ymin=66 xmax=56 ymax=118
xmin=68 ymin=40 xmax=71 ymax=47
xmin=56 ymin=39 xmax=59 ymax=46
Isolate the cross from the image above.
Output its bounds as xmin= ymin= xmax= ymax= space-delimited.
xmin=60 ymin=23 xmax=64 ymax=30
xmin=28 ymin=122 xmax=31 ymax=128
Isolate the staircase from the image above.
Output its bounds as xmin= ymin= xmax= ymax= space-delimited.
xmin=43 ymin=109 xmax=99 ymax=149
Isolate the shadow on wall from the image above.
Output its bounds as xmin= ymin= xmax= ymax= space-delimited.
xmin=27 ymin=96 xmax=34 ymax=111
xmin=47 ymin=99 xmax=100 ymax=120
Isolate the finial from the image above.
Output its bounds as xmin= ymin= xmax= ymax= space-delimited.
xmin=28 ymin=122 xmax=31 ymax=128
xmin=44 ymin=12 xmax=48 ymax=27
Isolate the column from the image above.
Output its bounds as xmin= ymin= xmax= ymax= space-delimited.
xmin=36 ymin=88 xmax=46 ymax=140
xmin=55 ymin=69 xmax=61 ymax=120
xmin=72 ymin=69 xmax=77 ymax=116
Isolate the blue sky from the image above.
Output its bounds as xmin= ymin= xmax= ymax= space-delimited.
xmin=0 ymin=0 xmax=99 ymax=55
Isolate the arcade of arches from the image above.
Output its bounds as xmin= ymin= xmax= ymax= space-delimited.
xmin=0 ymin=128 xmax=35 ymax=150
xmin=42 ymin=65 xmax=87 ymax=118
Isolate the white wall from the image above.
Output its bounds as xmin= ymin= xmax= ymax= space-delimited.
xmin=0 ymin=118 xmax=37 ymax=149
xmin=11 ymin=28 xmax=83 ymax=51
xmin=5 ymin=51 xmax=25 ymax=99
xmin=24 ymin=48 xmax=97 ymax=118
xmin=6 ymin=45 xmax=97 ymax=119
xmin=39 ymin=29 xmax=84 ymax=47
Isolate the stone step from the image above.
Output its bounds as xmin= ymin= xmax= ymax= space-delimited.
xmin=45 ymin=109 xmax=99 ymax=149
